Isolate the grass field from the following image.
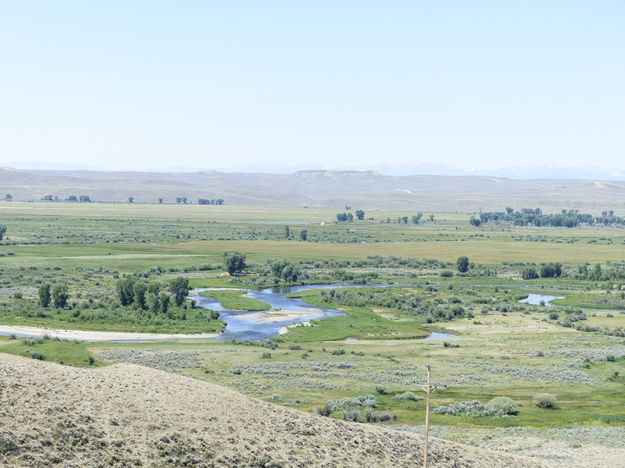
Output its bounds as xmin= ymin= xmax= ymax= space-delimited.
xmin=0 ymin=335 xmax=103 ymax=367
xmin=198 ymin=289 xmax=270 ymax=311
xmin=3 ymin=202 xmax=625 ymax=271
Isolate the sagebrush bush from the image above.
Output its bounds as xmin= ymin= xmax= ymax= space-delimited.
xmin=533 ymin=393 xmax=558 ymax=409
xmin=315 ymin=403 xmax=332 ymax=417
xmin=484 ymin=396 xmax=519 ymax=416
xmin=394 ymin=391 xmax=423 ymax=402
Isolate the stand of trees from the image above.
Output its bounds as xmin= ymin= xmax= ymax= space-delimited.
xmin=269 ymin=260 xmax=302 ymax=282
xmin=471 ymin=208 xmax=625 ymax=228
xmin=198 ymin=198 xmax=224 ymax=205
xmin=115 ymin=276 xmax=190 ymax=312
xmin=336 ymin=210 xmax=367 ymax=222
xmin=63 ymin=195 xmax=92 ymax=202
xmin=521 ymin=263 xmax=562 ymax=279
xmin=380 ymin=214 xmax=427 ymax=224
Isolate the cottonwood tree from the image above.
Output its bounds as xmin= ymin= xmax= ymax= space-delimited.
xmin=456 ymin=256 xmax=470 ymax=273
xmin=116 ymin=277 xmax=136 ymax=306
xmin=469 ymin=216 xmax=481 ymax=227
xmin=300 ymin=229 xmax=308 ymax=241
xmin=52 ymin=285 xmax=69 ymax=308
xmin=355 ymin=210 xmax=365 ymax=220
xmin=133 ymin=282 xmax=148 ymax=309
xmin=38 ymin=284 xmax=51 ymax=308
xmin=521 ymin=267 xmax=539 ymax=280
xmin=169 ymin=277 xmax=190 ymax=307
xmin=0 ymin=225 xmax=6 ymax=241
xmin=411 ymin=213 xmax=423 ymax=224
xmin=159 ymin=294 xmax=170 ymax=313
xmin=224 ymin=251 xmax=246 ymax=275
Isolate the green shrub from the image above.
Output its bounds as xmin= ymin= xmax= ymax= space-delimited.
xmin=315 ymin=403 xmax=332 ymax=417
xmin=24 ymin=337 xmax=44 ymax=346
xmin=484 ymin=396 xmax=519 ymax=416
xmin=533 ymin=393 xmax=558 ymax=409
xmin=261 ymin=352 xmax=272 ymax=359
xmin=394 ymin=391 xmax=423 ymax=402
xmin=600 ymin=414 xmax=625 ymax=424
xmin=31 ymin=352 xmax=46 ymax=361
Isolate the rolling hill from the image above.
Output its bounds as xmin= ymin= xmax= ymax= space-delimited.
xmin=0 ymin=354 xmax=545 ymax=467
xmin=2 ymin=167 xmax=625 ymax=211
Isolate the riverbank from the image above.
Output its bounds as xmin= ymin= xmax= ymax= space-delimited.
xmin=0 ymin=325 xmax=220 ymax=342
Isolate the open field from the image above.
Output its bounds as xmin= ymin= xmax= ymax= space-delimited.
xmin=1 ymin=201 xmax=625 ymax=466
xmin=3 ymin=203 xmax=625 ymax=272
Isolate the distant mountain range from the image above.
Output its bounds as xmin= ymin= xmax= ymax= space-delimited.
xmin=3 ymin=161 xmax=625 ymax=181
xmin=2 ymin=167 xmax=625 ymax=212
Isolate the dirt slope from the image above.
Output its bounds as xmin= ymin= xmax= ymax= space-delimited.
xmin=0 ymin=354 xmax=547 ymax=467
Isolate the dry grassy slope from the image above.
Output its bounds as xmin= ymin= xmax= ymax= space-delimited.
xmin=0 ymin=355 xmax=546 ymax=468
xmin=2 ymin=168 xmax=625 ymax=211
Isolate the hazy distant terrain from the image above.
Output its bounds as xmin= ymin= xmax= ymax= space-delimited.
xmin=2 ymin=167 xmax=625 ymax=212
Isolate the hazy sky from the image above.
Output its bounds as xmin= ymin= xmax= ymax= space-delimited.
xmin=1 ymin=1 xmax=624 ymax=171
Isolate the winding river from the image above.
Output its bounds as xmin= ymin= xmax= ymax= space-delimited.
xmin=191 ymin=283 xmax=455 ymax=341
xmin=0 ymin=285 xmax=575 ymax=342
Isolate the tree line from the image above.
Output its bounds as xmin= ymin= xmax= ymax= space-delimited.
xmin=470 ymin=208 xmax=625 ymax=228
xmin=36 ymin=277 xmax=192 ymax=314
xmin=35 ymin=195 xmax=226 ymax=205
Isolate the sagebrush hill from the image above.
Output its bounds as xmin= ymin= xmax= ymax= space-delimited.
xmin=0 ymin=354 xmax=547 ymax=467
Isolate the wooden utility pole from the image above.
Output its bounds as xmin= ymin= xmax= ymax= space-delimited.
xmin=423 ymin=365 xmax=431 ymax=468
